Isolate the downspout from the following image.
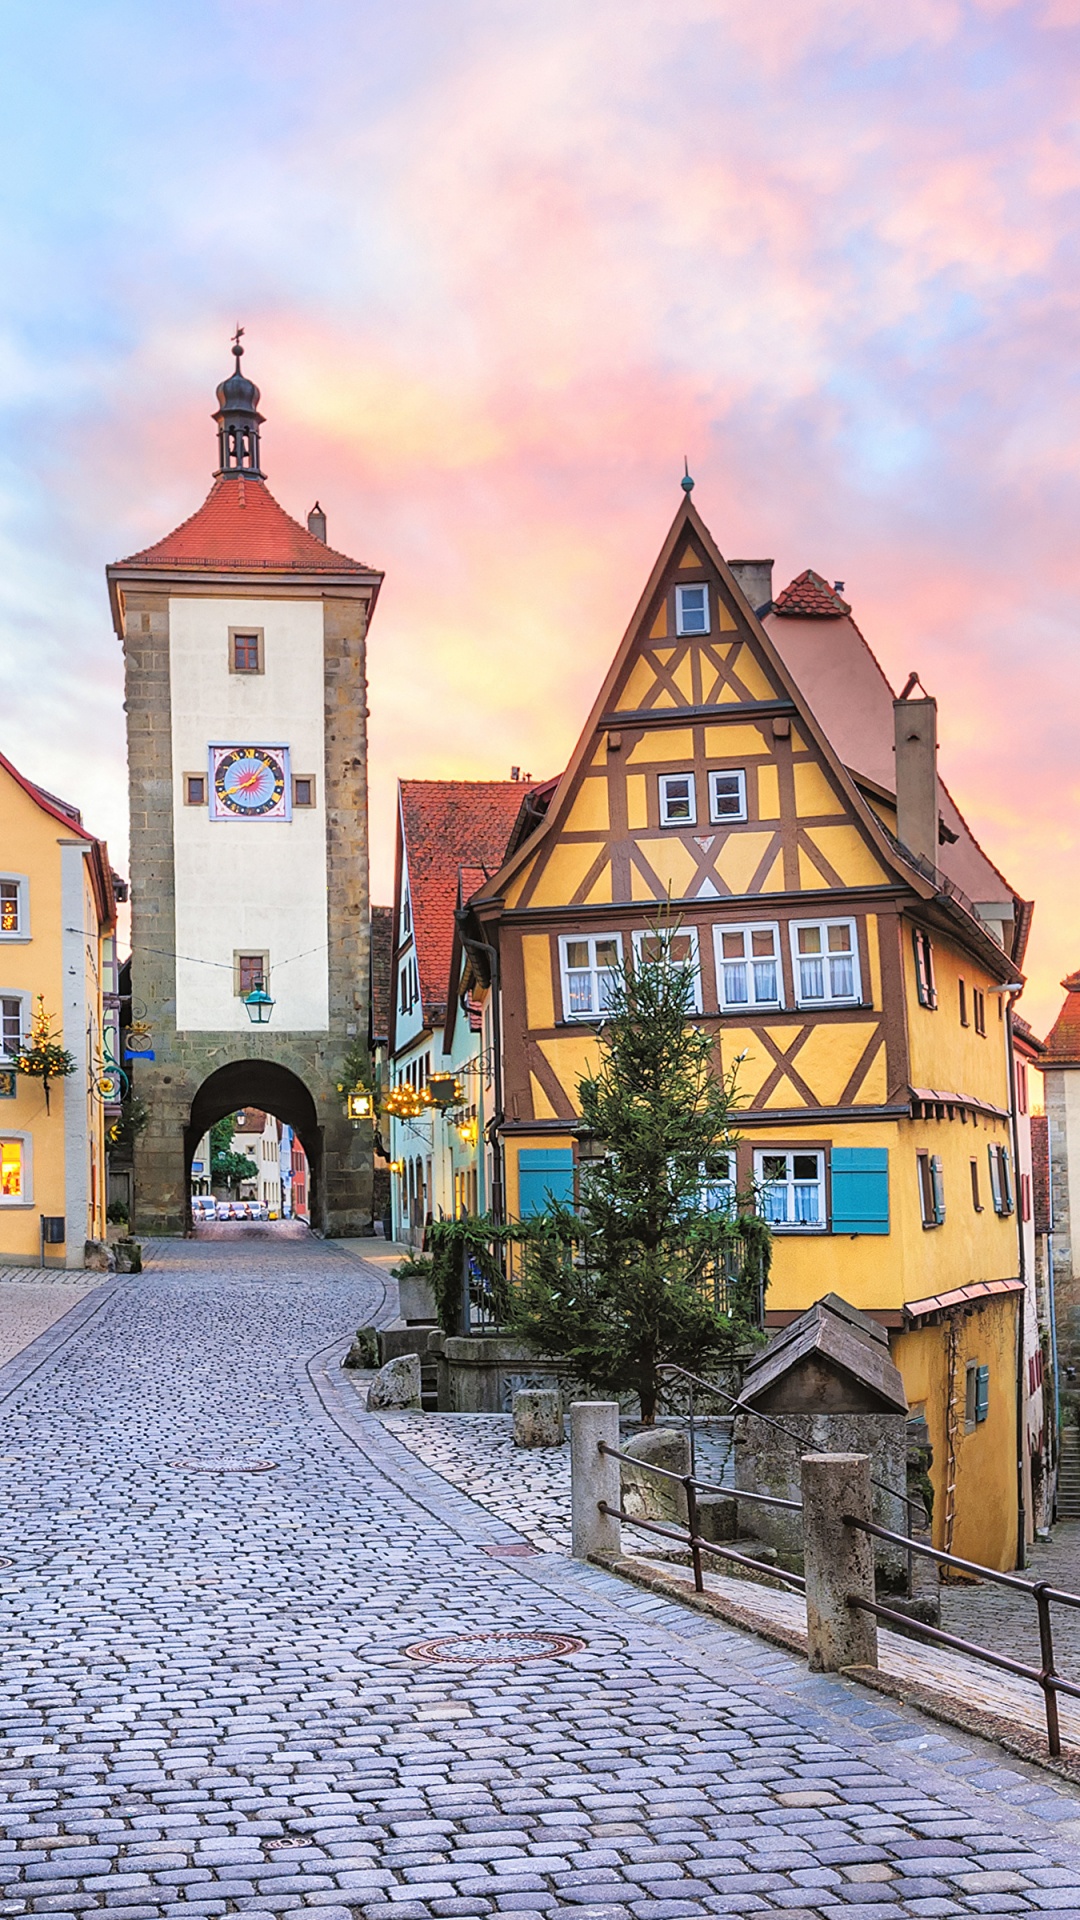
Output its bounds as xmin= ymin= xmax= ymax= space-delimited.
xmin=1004 ymin=989 xmax=1027 ymax=1567
xmin=459 ymin=928 xmax=504 ymax=1227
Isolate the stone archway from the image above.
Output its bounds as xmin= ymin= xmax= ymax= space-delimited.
xmin=185 ymin=1060 xmax=324 ymax=1232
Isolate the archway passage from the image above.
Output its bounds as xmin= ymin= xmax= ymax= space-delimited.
xmin=185 ymin=1060 xmax=324 ymax=1233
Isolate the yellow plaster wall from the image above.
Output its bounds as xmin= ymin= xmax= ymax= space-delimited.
xmin=0 ymin=775 xmax=72 ymax=1260
xmin=521 ymin=935 xmax=555 ymax=1031
xmin=564 ymin=777 xmax=609 ymax=834
xmin=893 ymin=1295 xmax=1019 ymax=1569
xmin=904 ymin=922 xmax=1011 ymax=1110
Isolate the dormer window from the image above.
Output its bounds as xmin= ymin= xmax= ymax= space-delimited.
xmin=675 ymin=584 xmax=709 ymax=636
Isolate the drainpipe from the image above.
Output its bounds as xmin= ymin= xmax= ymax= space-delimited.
xmin=459 ymin=929 xmax=505 ymax=1227
xmin=999 ymin=986 xmax=1027 ymax=1567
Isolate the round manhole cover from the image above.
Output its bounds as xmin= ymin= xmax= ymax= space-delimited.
xmin=404 ymin=1630 xmax=587 ymax=1664
xmin=168 ymin=1459 xmax=276 ymax=1473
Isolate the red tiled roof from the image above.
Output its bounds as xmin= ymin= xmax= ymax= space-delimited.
xmin=1044 ymin=971 xmax=1080 ymax=1065
xmin=1032 ymin=1113 xmax=1051 ymax=1235
xmin=772 ymin=569 xmax=851 ymax=618
xmin=369 ymin=905 xmax=394 ymax=1045
xmin=112 ymin=473 xmax=375 ymax=573
xmin=400 ymin=781 xmax=542 ymax=1021
xmin=905 ymin=1277 xmax=1025 ymax=1320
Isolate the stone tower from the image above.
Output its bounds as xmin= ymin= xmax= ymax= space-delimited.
xmin=107 ymin=340 xmax=383 ymax=1235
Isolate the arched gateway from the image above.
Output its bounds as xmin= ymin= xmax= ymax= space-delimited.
xmin=107 ymin=341 xmax=383 ymax=1235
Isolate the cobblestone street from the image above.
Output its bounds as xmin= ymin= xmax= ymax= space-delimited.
xmin=5 ymin=1237 xmax=1080 ymax=1920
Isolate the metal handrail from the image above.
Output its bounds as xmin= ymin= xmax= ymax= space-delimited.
xmin=598 ymin=1500 xmax=806 ymax=1594
xmin=844 ymin=1510 xmax=1080 ymax=1757
xmin=598 ymin=1441 xmax=802 ymax=1511
xmin=657 ymin=1360 xmax=927 ymax=1529
xmin=598 ymin=1441 xmax=802 ymax=1595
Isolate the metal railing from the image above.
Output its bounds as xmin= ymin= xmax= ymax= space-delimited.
xmin=596 ymin=1440 xmax=806 ymax=1597
xmin=844 ymin=1511 xmax=1080 ymax=1758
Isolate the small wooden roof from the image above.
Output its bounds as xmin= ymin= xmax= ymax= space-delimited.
xmin=739 ymin=1292 xmax=908 ymax=1414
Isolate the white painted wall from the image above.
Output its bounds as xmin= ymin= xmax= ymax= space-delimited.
xmin=170 ymin=596 xmax=329 ymax=1032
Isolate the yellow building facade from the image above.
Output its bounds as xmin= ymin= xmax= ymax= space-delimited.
xmin=464 ymin=497 xmax=1030 ymax=1569
xmin=0 ymin=751 xmax=116 ymax=1267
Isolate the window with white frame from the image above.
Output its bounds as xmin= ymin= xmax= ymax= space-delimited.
xmin=709 ymin=769 xmax=747 ymax=823
xmin=0 ymin=996 xmax=24 ymax=1061
xmin=714 ymin=923 xmax=783 ymax=1011
xmin=755 ymin=1150 xmax=825 ymax=1229
xmin=700 ymin=1151 xmax=736 ymax=1216
xmin=0 ymin=1135 xmax=29 ymax=1203
xmin=659 ymin=772 xmax=696 ymax=826
xmin=633 ymin=928 xmax=702 ymax=1011
xmin=675 ymin=583 xmax=710 ymax=636
xmin=560 ymin=933 xmax=622 ymax=1019
xmin=0 ymin=878 xmax=27 ymax=939
xmin=790 ymin=918 xmax=861 ymax=1005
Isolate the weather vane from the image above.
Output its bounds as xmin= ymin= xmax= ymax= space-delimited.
xmin=231 ymin=323 xmax=245 ymax=361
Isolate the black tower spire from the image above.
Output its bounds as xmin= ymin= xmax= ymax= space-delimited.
xmin=213 ymin=327 xmax=265 ymax=478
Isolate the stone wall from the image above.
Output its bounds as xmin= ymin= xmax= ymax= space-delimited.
xmin=734 ymin=1408 xmax=908 ymax=1582
xmin=1046 ymin=1070 xmax=1078 ymax=1366
xmin=122 ymin=588 xmax=374 ymax=1238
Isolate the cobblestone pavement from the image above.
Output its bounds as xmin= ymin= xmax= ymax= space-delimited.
xmin=5 ymin=1239 xmax=1080 ymax=1920
xmin=0 ymin=1274 xmax=103 ymax=1370
xmin=940 ymin=1525 xmax=1080 ymax=1683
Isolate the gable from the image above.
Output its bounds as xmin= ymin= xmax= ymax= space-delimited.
xmin=499 ymin=515 xmax=893 ymax=916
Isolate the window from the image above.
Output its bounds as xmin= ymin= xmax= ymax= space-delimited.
xmin=234 ymin=953 xmax=269 ymax=998
xmin=398 ymin=957 xmax=419 ymax=1015
xmin=917 ymin=1151 xmax=945 ymax=1227
xmin=0 ymin=1136 xmax=27 ymax=1203
xmin=965 ymin=1362 xmax=990 ymax=1429
xmin=913 ymin=928 xmax=937 ymax=1009
xmin=988 ymin=1142 xmax=1014 ymax=1215
xmin=292 ymin=776 xmax=316 ymax=808
xmin=1016 ymin=1060 xmax=1029 ymax=1115
xmin=230 ymin=628 xmax=263 ymax=674
xmin=184 ymin=774 xmax=206 ymax=807
xmin=700 ymin=1152 xmax=736 ymax=1216
xmin=756 ymin=1150 xmax=825 ymax=1229
xmin=633 ymin=928 xmax=702 ymax=1011
xmin=675 ymin=583 xmax=709 ymax=636
xmin=560 ymin=933 xmax=622 ymax=1019
xmin=714 ymin=923 xmax=783 ymax=1011
xmin=790 ymin=919 xmax=860 ymax=1005
xmin=0 ymin=877 xmax=27 ymax=940
xmin=0 ymin=997 xmax=23 ymax=1061
xmin=709 ymin=769 xmax=747 ymax=823
xmin=970 ymin=1158 xmax=982 ymax=1212
xmin=830 ymin=1148 xmax=889 ymax=1235
xmin=659 ymin=773 xmax=696 ymax=826
xmin=973 ymin=987 xmax=986 ymax=1036
xmin=959 ymin=979 xmax=968 ymax=1027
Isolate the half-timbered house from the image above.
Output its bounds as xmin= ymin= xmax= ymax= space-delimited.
xmin=461 ymin=492 xmax=1033 ymax=1567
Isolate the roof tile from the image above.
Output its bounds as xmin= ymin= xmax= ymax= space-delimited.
xmin=1044 ymin=972 xmax=1080 ymax=1065
xmin=400 ymin=782 xmax=542 ymax=1019
xmin=772 ymin=568 xmax=851 ymax=619
xmin=112 ymin=473 xmax=375 ymax=573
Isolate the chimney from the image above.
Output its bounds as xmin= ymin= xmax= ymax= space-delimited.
xmin=728 ymin=559 xmax=774 ymax=615
xmin=307 ymin=502 xmax=327 ymax=543
xmin=893 ymin=675 xmax=938 ymax=867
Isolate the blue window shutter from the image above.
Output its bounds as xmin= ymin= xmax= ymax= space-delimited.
xmin=830 ymin=1147 xmax=889 ymax=1235
xmin=975 ymin=1364 xmax=990 ymax=1423
xmin=517 ymin=1148 xmax=575 ymax=1218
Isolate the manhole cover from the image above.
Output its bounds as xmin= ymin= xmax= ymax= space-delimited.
xmin=404 ymin=1630 xmax=587 ymax=1664
xmin=0 ymin=1557 xmax=12 ymax=1567
xmin=481 ymin=1543 xmax=538 ymax=1558
xmin=266 ymin=1837 xmax=308 ymax=1850
xmin=168 ymin=1459 xmax=276 ymax=1473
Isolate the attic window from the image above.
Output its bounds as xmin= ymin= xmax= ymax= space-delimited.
xmin=913 ymin=929 xmax=937 ymax=1009
xmin=659 ymin=773 xmax=696 ymax=826
xmin=675 ymin=584 xmax=709 ymax=636
xmin=709 ymin=770 xmax=747 ymax=822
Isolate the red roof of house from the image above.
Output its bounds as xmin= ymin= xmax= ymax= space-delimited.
xmin=1044 ymin=972 xmax=1080 ymax=1066
xmin=772 ymin=569 xmax=851 ymax=618
xmin=399 ymin=781 xmax=542 ymax=1021
xmin=112 ymin=473 xmax=375 ymax=574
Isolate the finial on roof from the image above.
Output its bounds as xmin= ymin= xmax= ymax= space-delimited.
xmin=681 ymin=456 xmax=694 ymax=495
xmin=213 ymin=327 xmax=265 ymax=480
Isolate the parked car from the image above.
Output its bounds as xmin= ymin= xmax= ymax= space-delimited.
xmin=191 ymin=1196 xmax=216 ymax=1222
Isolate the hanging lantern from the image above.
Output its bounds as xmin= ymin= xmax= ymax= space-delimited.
xmin=243 ymin=982 xmax=275 ymax=1025
xmin=346 ymin=1089 xmax=374 ymax=1122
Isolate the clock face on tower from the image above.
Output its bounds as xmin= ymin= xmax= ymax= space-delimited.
xmin=209 ymin=744 xmax=292 ymax=821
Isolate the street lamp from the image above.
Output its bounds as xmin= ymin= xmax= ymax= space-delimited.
xmin=575 ymin=1126 xmax=608 ymax=1166
xmin=243 ymin=982 xmax=275 ymax=1025
xmin=346 ymin=1090 xmax=374 ymax=1122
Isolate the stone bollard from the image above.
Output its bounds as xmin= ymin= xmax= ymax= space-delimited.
xmin=367 ymin=1353 xmax=422 ymax=1411
xmin=801 ymin=1452 xmax=878 ymax=1672
xmin=621 ymin=1428 xmax=690 ymax=1525
xmin=513 ymin=1389 xmax=564 ymax=1448
xmin=570 ymin=1402 xmax=621 ymax=1562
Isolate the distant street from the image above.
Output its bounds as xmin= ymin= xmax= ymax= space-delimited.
xmin=3 ymin=1238 xmax=1080 ymax=1919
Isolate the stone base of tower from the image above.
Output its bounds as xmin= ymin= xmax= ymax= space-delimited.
xmin=130 ymin=1035 xmax=374 ymax=1239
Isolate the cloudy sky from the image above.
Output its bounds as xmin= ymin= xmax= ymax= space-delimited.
xmin=2 ymin=0 xmax=1079 ymax=1032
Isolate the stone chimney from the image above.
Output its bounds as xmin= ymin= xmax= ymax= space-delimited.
xmin=307 ymin=502 xmax=327 ymax=543
xmin=893 ymin=675 xmax=938 ymax=866
xmin=728 ymin=559 xmax=774 ymax=614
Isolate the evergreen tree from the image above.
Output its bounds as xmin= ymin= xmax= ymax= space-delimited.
xmin=210 ymin=1113 xmax=258 ymax=1192
xmin=511 ymin=931 xmax=768 ymax=1423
